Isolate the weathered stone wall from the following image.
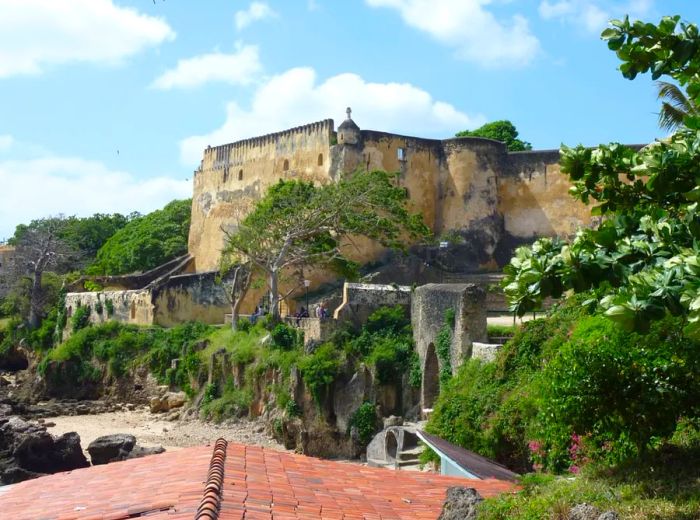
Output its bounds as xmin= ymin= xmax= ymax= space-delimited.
xmin=189 ymin=120 xmax=334 ymax=272
xmin=334 ymin=282 xmax=412 ymax=327
xmin=152 ymin=271 xmax=229 ymax=327
xmin=411 ymin=284 xmax=487 ymax=409
xmin=64 ymin=290 xmax=154 ymax=329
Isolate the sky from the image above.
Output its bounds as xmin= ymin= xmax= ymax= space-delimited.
xmin=1 ymin=0 xmax=699 ymax=240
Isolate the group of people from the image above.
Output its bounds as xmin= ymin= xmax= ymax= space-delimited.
xmin=293 ymin=303 xmax=329 ymax=326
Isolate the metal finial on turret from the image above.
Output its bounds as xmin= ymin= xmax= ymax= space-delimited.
xmin=346 ymin=107 xmax=352 ymax=120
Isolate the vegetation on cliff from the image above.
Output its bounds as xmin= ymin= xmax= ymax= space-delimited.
xmin=88 ymin=199 xmax=191 ymax=275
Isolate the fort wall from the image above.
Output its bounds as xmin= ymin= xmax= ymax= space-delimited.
xmin=189 ymin=120 xmax=334 ymax=272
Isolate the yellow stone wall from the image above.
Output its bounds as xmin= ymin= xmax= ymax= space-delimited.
xmin=186 ymin=119 xmax=594 ymax=315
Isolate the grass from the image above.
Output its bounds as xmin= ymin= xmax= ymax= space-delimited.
xmin=487 ymin=323 xmax=519 ymax=338
xmin=0 ymin=318 xmax=10 ymax=331
xmin=198 ymin=325 xmax=267 ymax=364
xmin=480 ymin=444 xmax=700 ymax=520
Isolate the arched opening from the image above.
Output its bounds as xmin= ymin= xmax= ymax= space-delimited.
xmin=317 ymin=153 xmax=323 ymax=166
xmin=283 ymin=159 xmax=289 ymax=171
xmin=67 ymin=306 xmax=73 ymax=317
xmin=422 ymin=343 xmax=440 ymax=409
xmin=130 ymin=301 xmax=136 ymax=320
xmin=238 ymin=169 xmax=243 ymax=181
xmin=385 ymin=430 xmax=398 ymax=462
xmin=223 ymin=169 xmax=228 ymax=183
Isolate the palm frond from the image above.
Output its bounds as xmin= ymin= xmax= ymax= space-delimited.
xmin=655 ymin=81 xmax=699 ymax=131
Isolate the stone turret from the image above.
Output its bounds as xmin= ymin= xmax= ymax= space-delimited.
xmin=337 ymin=107 xmax=360 ymax=145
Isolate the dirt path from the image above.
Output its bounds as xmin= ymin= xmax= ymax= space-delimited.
xmin=44 ymin=407 xmax=286 ymax=455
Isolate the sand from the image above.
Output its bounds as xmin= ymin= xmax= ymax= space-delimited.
xmin=44 ymin=407 xmax=285 ymax=454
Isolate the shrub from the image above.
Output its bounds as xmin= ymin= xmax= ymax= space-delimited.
xmin=298 ymin=343 xmax=341 ymax=402
xmin=349 ymin=402 xmax=379 ymax=446
xmin=535 ymin=315 xmax=700 ymax=470
xmin=94 ymin=300 xmax=103 ymax=315
xmin=285 ymin=398 xmax=302 ymax=418
xmin=104 ymin=299 xmax=114 ymax=316
xmin=366 ymin=334 xmax=413 ymax=385
xmin=200 ymin=381 xmax=252 ymax=423
xmin=270 ymin=323 xmax=298 ymax=350
xmin=365 ymin=305 xmax=409 ymax=335
xmin=71 ymin=305 xmax=91 ymax=332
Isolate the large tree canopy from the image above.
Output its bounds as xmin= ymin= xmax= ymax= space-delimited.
xmin=9 ymin=213 xmax=133 ymax=263
xmin=456 ymin=120 xmax=532 ymax=151
xmin=223 ymin=171 xmax=429 ymax=320
xmin=88 ymin=199 xmax=191 ymax=275
xmin=503 ymin=15 xmax=700 ymax=337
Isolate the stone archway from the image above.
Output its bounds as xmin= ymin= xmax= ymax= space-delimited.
xmin=422 ymin=343 xmax=439 ymax=409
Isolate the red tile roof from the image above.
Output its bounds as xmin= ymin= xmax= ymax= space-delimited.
xmin=0 ymin=441 xmax=518 ymax=520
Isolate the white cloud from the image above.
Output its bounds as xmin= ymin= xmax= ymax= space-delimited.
xmin=0 ymin=156 xmax=190 ymax=239
xmin=180 ymin=67 xmax=484 ymax=165
xmin=0 ymin=0 xmax=175 ymax=78
xmin=235 ymin=2 xmax=277 ymax=31
xmin=151 ymin=44 xmax=262 ymax=90
xmin=365 ymin=0 xmax=540 ymax=68
xmin=539 ymin=0 xmax=654 ymax=33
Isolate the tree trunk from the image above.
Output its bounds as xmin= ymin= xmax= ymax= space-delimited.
xmin=269 ymin=270 xmax=280 ymax=322
xmin=28 ymin=270 xmax=42 ymax=329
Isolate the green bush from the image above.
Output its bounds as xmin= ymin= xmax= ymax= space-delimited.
xmin=365 ymin=305 xmax=409 ymax=335
xmin=285 ymin=398 xmax=302 ymax=418
xmin=535 ymin=315 xmax=700 ymax=471
xmin=349 ymin=402 xmax=379 ymax=446
xmin=71 ymin=305 xmax=91 ymax=332
xmin=366 ymin=334 xmax=413 ymax=385
xmin=200 ymin=380 xmax=252 ymax=423
xmin=104 ymin=299 xmax=114 ymax=316
xmin=298 ymin=343 xmax=341 ymax=402
xmin=270 ymin=322 xmax=298 ymax=350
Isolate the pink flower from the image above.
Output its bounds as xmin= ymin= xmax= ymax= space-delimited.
xmin=528 ymin=440 xmax=542 ymax=453
xmin=569 ymin=465 xmax=580 ymax=474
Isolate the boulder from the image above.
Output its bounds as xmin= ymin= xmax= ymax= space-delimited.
xmin=598 ymin=512 xmax=619 ymax=520
xmin=383 ymin=415 xmax=403 ymax=428
xmin=0 ymin=416 xmax=89 ymax=484
xmin=149 ymin=391 xmax=187 ymax=413
xmin=569 ymin=503 xmax=602 ymax=520
xmin=87 ymin=434 xmax=165 ymax=465
xmin=87 ymin=434 xmax=136 ymax=465
xmin=438 ymin=487 xmax=483 ymax=520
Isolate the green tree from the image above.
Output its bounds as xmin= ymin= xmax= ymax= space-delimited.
xmin=503 ymin=15 xmax=700 ymax=337
xmin=10 ymin=213 xmax=133 ymax=264
xmin=223 ymin=171 xmax=429 ymax=320
xmin=456 ymin=120 xmax=532 ymax=151
xmin=88 ymin=199 xmax=191 ymax=275
xmin=656 ymin=81 xmax=699 ymax=131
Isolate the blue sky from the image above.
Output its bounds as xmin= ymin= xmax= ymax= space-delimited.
xmin=1 ymin=0 xmax=699 ymax=239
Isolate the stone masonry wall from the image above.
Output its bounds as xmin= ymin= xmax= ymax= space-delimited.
xmin=334 ymin=282 xmax=412 ymax=327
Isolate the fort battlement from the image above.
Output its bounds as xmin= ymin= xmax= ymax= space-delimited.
xmin=199 ymin=119 xmax=335 ymax=173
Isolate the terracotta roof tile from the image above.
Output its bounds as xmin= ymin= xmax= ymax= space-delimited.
xmin=0 ymin=441 xmax=519 ymax=519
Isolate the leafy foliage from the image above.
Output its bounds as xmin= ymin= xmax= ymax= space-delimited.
xmin=503 ymin=16 xmax=700 ymax=338
xmin=425 ymin=296 xmax=700 ymax=474
xmin=349 ymin=402 xmax=379 ymax=447
xmin=456 ymin=120 xmax=532 ymax=151
xmin=223 ymin=172 xmax=429 ymax=319
xmin=89 ymin=199 xmax=191 ymax=275
xmin=298 ymin=343 xmax=342 ymax=402
xmin=10 ymin=213 xmax=132 ymax=262
xmin=71 ymin=305 xmax=91 ymax=332
xmin=270 ymin=322 xmax=300 ymax=350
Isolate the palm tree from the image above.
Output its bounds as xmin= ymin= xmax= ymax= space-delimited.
xmin=656 ymin=81 xmax=699 ymax=132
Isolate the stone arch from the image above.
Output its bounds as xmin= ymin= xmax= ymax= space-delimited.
xmin=317 ymin=153 xmax=323 ymax=166
xmin=130 ymin=301 xmax=136 ymax=320
xmin=422 ymin=342 xmax=439 ymax=409
xmin=283 ymin=159 xmax=289 ymax=171
xmin=238 ymin=169 xmax=243 ymax=181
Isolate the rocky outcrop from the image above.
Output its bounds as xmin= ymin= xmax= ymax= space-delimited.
xmin=437 ymin=487 xmax=483 ymax=520
xmin=149 ymin=391 xmax=187 ymax=413
xmin=0 ymin=415 xmax=89 ymax=484
xmin=569 ymin=503 xmax=619 ymax=520
xmin=87 ymin=434 xmax=165 ymax=465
